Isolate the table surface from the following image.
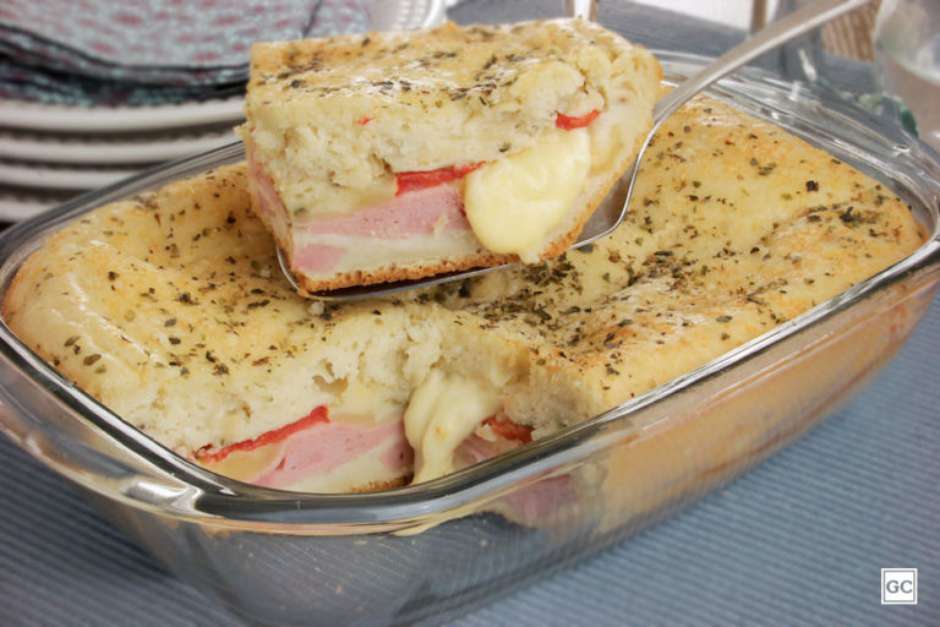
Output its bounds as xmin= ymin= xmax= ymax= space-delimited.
xmin=1 ymin=2 xmax=938 ymax=626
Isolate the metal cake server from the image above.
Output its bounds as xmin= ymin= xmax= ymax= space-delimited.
xmin=280 ymin=0 xmax=872 ymax=301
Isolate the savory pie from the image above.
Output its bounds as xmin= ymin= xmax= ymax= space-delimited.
xmin=3 ymin=97 xmax=923 ymax=492
xmin=240 ymin=19 xmax=661 ymax=293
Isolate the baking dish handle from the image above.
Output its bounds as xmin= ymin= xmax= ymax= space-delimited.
xmin=0 ymin=340 xmax=230 ymax=518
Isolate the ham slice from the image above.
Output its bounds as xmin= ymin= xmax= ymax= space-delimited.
xmin=246 ymin=149 xmax=479 ymax=279
xmin=300 ymin=184 xmax=468 ymax=239
xmin=291 ymin=242 xmax=347 ymax=274
xmin=253 ymin=419 xmax=410 ymax=488
xmin=196 ymin=408 xmax=413 ymax=492
xmin=457 ymin=432 xmax=574 ymax=523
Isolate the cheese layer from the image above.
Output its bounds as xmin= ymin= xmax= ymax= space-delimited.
xmin=466 ymin=128 xmax=592 ymax=262
xmin=404 ymin=369 xmax=501 ymax=483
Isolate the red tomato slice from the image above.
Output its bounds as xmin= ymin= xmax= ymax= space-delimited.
xmin=555 ymin=109 xmax=600 ymax=130
xmin=195 ymin=405 xmax=329 ymax=464
xmin=395 ymin=162 xmax=484 ymax=196
xmin=484 ymin=415 xmax=533 ymax=443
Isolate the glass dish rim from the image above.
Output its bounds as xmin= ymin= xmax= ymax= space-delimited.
xmin=0 ymin=50 xmax=938 ymax=526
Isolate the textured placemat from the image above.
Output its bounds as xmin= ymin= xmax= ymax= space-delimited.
xmin=1 ymin=3 xmax=937 ymax=626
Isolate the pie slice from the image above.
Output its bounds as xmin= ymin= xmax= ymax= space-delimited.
xmin=240 ymin=18 xmax=662 ymax=293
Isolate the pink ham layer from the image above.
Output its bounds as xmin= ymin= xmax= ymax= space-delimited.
xmin=247 ymin=419 xmax=412 ymax=489
xmin=458 ymin=434 xmax=573 ymax=522
xmin=246 ymin=149 xmax=473 ymax=275
xmin=292 ymin=185 xmax=471 ymax=273
xmin=247 ymin=149 xmax=282 ymax=223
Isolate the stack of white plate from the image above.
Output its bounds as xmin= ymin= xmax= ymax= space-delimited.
xmin=0 ymin=0 xmax=448 ymax=222
xmin=0 ymin=96 xmax=244 ymax=221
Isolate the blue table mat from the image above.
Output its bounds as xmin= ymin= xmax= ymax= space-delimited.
xmin=1 ymin=2 xmax=938 ymax=626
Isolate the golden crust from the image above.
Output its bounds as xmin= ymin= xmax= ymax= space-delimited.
xmin=349 ymin=476 xmax=409 ymax=494
xmin=2 ymin=97 xmax=925 ymax=486
xmin=288 ymin=249 xmax=516 ymax=295
xmin=245 ymin=18 xmax=659 ymax=195
xmin=452 ymin=98 xmax=925 ymax=421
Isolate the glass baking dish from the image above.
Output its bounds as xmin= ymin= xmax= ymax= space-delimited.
xmin=0 ymin=52 xmax=938 ymax=626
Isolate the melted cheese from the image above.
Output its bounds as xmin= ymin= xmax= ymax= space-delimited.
xmin=589 ymin=106 xmax=626 ymax=172
xmin=333 ymin=378 xmax=407 ymax=424
xmin=403 ymin=369 xmax=501 ymax=483
xmin=290 ymin=173 xmax=397 ymax=219
xmin=203 ymin=442 xmax=286 ymax=483
xmin=464 ymin=128 xmax=591 ymax=262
